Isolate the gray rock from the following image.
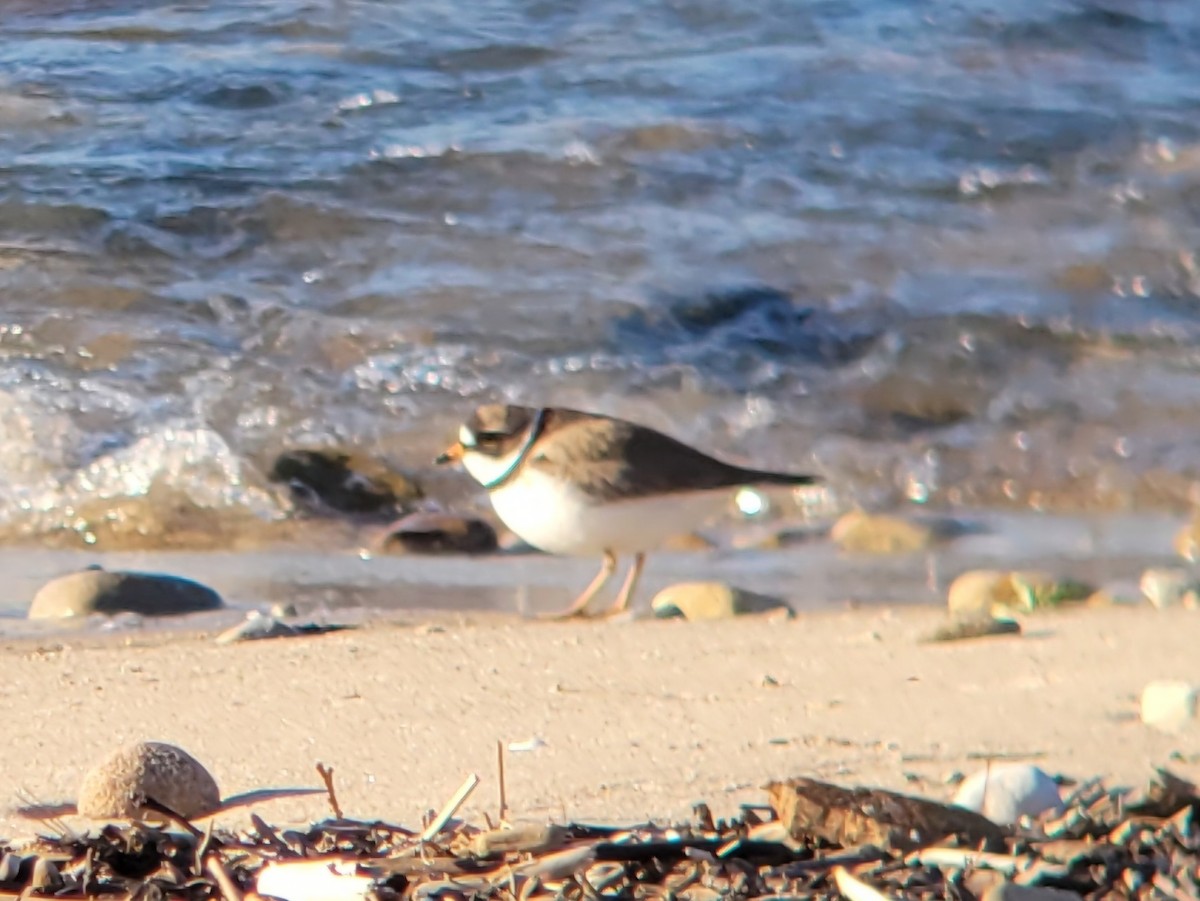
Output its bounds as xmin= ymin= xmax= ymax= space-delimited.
xmin=651 ymin=582 xmax=792 ymax=621
xmin=951 ymin=763 xmax=1063 ymax=826
xmin=28 ymin=568 xmax=224 ymax=619
xmin=78 ymin=740 xmax=220 ymax=820
xmin=983 ymin=884 xmax=1086 ymax=901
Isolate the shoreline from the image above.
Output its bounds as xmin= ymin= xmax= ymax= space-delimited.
xmin=2 ymin=603 xmax=1196 ymax=843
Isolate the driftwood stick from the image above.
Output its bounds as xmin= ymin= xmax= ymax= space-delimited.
xmin=903 ymin=847 xmax=1023 ymax=876
xmin=420 ymin=773 xmax=480 ymax=842
xmin=251 ymin=812 xmax=295 ymax=857
xmin=205 ymin=855 xmax=245 ymax=901
xmin=834 ymin=866 xmax=902 ymax=901
xmin=316 ymin=762 xmax=344 ymax=820
xmin=498 ymin=739 xmax=508 ymax=823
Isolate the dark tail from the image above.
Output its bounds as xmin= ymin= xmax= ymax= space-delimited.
xmin=736 ymin=468 xmax=822 ymax=487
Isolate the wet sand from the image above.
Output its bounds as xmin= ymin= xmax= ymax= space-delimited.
xmin=1 ymin=603 xmax=1196 ymax=842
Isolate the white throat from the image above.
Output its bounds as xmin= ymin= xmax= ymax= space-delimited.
xmin=461 ymin=444 xmax=528 ymax=490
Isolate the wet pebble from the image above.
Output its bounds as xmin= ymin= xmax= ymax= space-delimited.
xmin=947 ymin=570 xmax=1091 ymax=618
xmin=78 ymin=740 xmax=220 ymax=820
xmin=270 ymin=448 xmax=421 ymax=515
xmin=381 ymin=512 xmax=498 ymax=554
xmin=1139 ymin=567 xmax=1200 ymax=609
xmin=946 ymin=571 xmax=1010 ymax=618
xmin=951 ymin=763 xmax=1064 ymax=826
xmin=650 ymin=582 xmax=792 ymax=621
xmin=830 ymin=509 xmax=934 ymax=554
xmin=28 ymin=568 xmax=223 ymax=619
xmin=1140 ymin=680 xmax=1198 ymax=733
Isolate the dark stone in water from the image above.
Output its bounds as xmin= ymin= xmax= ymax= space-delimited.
xmin=610 ymin=285 xmax=878 ymax=380
xmin=383 ymin=512 xmax=499 ymax=555
xmin=27 ymin=568 xmax=224 ymax=619
xmin=197 ymin=82 xmax=287 ymax=109
xmin=270 ymin=449 xmax=422 ymax=516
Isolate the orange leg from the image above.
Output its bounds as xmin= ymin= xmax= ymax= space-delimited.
xmin=545 ymin=550 xmax=617 ymax=619
xmin=607 ymin=552 xmax=646 ymax=615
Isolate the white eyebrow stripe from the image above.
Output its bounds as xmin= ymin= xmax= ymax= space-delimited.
xmin=459 ymin=424 xmax=477 ymax=447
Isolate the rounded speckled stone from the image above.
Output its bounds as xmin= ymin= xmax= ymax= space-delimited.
xmin=27 ymin=569 xmax=224 ymax=619
xmin=78 ymin=741 xmax=220 ymax=820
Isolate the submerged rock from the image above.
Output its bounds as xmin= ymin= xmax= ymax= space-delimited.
xmin=78 ymin=741 xmax=220 ymax=820
xmin=951 ymin=763 xmax=1063 ymax=825
xmin=381 ymin=512 xmax=498 ymax=554
xmin=270 ymin=449 xmax=421 ymax=515
xmin=28 ymin=568 xmax=224 ymax=619
xmin=651 ymin=582 xmax=792 ymax=621
xmin=830 ymin=509 xmax=934 ymax=554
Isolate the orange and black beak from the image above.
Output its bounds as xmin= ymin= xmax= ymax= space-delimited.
xmin=434 ymin=441 xmax=464 ymax=465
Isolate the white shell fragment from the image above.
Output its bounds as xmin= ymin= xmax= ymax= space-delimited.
xmin=951 ymin=764 xmax=1063 ymax=826
xmin=257 ymin=859 xmax=376 ymax=901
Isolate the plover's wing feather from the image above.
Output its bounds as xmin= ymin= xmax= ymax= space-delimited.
xmin=530 ymin=412 xmax=818 ymax=502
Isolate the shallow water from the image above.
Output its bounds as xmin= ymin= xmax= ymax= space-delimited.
xmin=2 ymin=0 xmax=1200 ymax=554
xmin=0 ymin=510 xmax=1182 ymax=627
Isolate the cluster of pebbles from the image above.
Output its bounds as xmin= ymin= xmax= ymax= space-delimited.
xmin=3 ymin=740 xmax=1199 ymax=901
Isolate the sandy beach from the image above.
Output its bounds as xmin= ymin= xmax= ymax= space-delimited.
xmin=1 ymin=603 xmax=1195 ymax=842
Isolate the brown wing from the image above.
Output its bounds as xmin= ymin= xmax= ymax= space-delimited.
xmin=529 ymin=409 xmax=817 ymax=502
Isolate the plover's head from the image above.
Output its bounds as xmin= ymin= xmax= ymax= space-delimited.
xmin=435 ymin=404 xmax=541 ymax=486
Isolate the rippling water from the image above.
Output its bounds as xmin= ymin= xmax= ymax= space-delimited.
xmin=3 ymin=0 xmax=1200 ymax=550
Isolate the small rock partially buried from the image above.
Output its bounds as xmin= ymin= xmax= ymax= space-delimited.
xmin=1140 ymin=680 xmax=1198 ymax=733
xmin=78 ymin=740 xmax=220 ymax=820
xmin=651 ymin=581 xmax=792 ymax=621
xmin=28 ymin=568 xmax=224 ymax=619
xmin=951 ymin=763 xmax=1064 ymax=826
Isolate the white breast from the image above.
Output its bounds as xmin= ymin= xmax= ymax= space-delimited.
xmin=461 ymin=444 xmax=728 ymax=555
xmin=489 ymin=467 xmax=726 ymax=556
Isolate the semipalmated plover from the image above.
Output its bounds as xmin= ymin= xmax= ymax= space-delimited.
xmin=436 ymin=404 xmax=821 ymax=618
